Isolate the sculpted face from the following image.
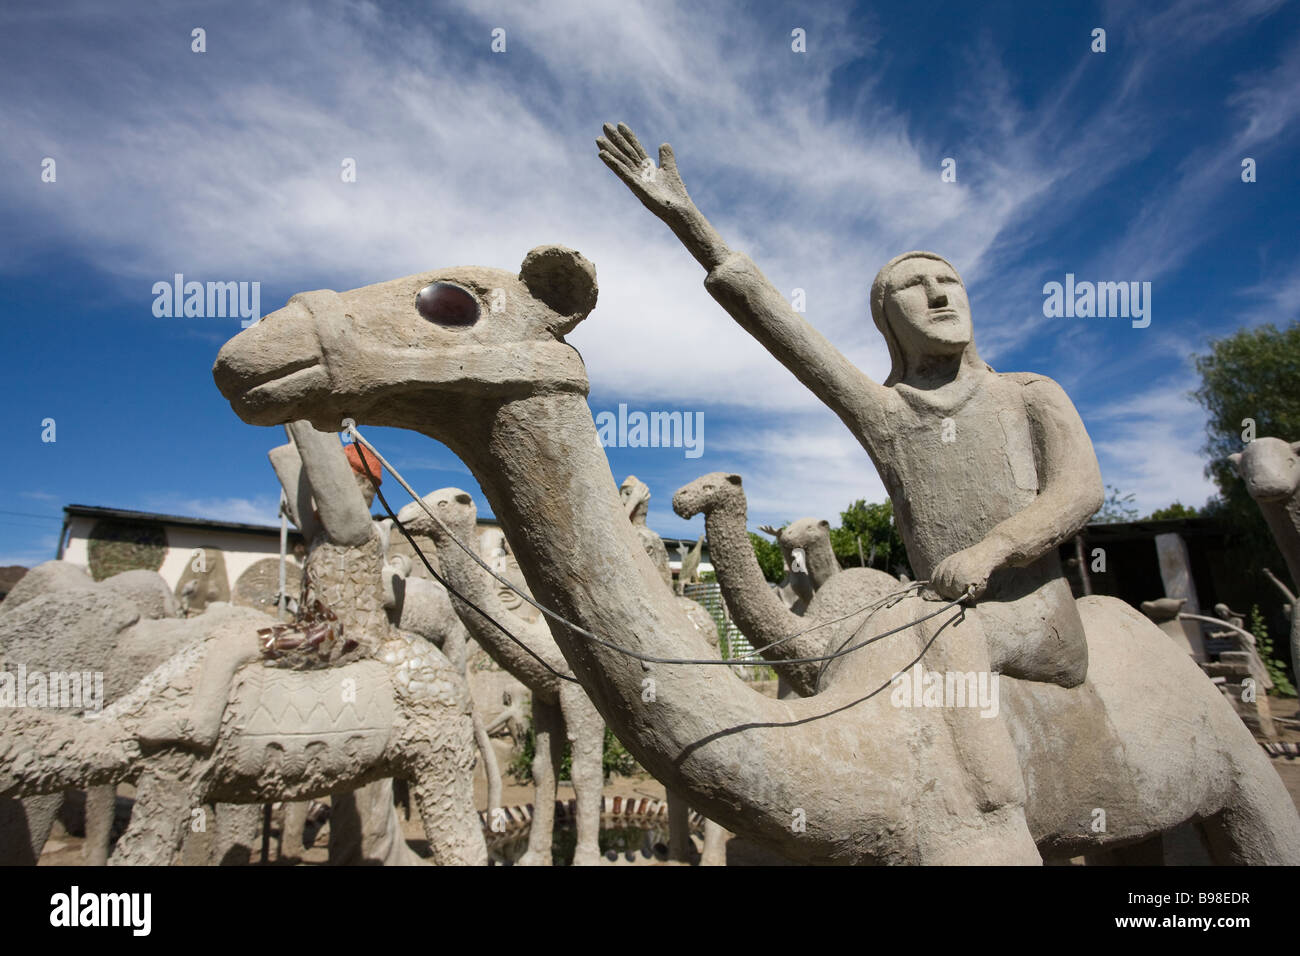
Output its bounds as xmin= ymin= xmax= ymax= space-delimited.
xmin=882 ymin=258 xmax=972 ymax=360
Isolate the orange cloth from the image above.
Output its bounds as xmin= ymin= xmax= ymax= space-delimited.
xmin=344 ymin=442 xmax=383 ymax=485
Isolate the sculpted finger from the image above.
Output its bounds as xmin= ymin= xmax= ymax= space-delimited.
xmin=598 ymin=149 xmax=639 ymax=188
xmin=617 ymin=122 xmax=650 ymax=163
xmin=659 ymin=143 xmax=679 ymax=176
xmin=601 ymin=124 xmax=638 ymax=164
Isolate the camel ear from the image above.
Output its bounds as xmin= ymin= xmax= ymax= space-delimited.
xmin=520 ymin=245 xmax=598 ymax=335
xmin=1228 ymin=451 xmax=1243 ymax=474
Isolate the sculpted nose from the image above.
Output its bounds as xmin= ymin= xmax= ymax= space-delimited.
xmin=925 ymin=280 xmax=948 ymax=309
xmin=212 ymin=294 xmax=324 ymax=402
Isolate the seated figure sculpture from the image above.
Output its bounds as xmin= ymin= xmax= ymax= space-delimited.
xmin=597 ymin=122 xmax=1102 ymax=690
xmin=142 ymin=426 xmax=389 ymax=750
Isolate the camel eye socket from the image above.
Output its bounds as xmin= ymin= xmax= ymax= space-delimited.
xmin=416 ymin=282 xmax=480 ymax=327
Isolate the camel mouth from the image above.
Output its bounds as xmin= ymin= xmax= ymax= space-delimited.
xmin=227 ymin=361 xmax=330 ymax=425
xmin=239 ymin=357 xmax=321 ymax=396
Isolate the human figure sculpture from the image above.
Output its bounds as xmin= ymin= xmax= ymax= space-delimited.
xmin=599 ymin=123 xmax=1099 ymax=689
xmin=206 ymin=241 xmax=1300 ymax=863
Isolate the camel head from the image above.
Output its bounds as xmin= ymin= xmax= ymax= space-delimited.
xmin=1229 ymin=438 xmax=1300 ymax=504
xmin=212 ymin=246 xmax=598 ymax=436
xmin=778 ymin=517 xmax=838 ymax=595
xmin=396 ymin=489 xmax=477 ymax=545
xmin=672 ymin=472 xmax=745 ymax=520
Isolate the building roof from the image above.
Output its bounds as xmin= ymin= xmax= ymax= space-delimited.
xmin=62 ymin=503 xmax=498 ymax=538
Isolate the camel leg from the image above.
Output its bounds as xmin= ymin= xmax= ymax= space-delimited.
xmin=211 ymin=802 xmax=263 ymax=865
xmin=561 ymin=682 xmax=604 ymax=866
xmin=83 ymin=785 xmax=115 ymax=865
xmin=405 ymin=724 xmax=489 ymax=867
xmin=472 ymin=708 xmax=503 ymax=826
xmin=666 ymin=789 xmax=692 ymax=862
xmin=517 ymin=698 xmax=563 ymax=866
xmin=0 ymin=794 xmax=62 ymax=865
xmin=330 ymin=780 xmax=426 ymax=865
xmin=279 ymin=800 xmax=310 ymax=860
xmin=109 ymin=774 xmax=193 ymax=866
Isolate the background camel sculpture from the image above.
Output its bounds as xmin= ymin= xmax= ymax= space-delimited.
xmin=757 ymin=518 xmax=843 ymax=616
xmin=675 ymin=473 xmax=899 ymax=698
xmin=208 ymin=240 xmax=1300 ymax=864
xmin=0 ymin=608 xmax=488 ymax=865
xmin=0 ymin=562 xmax=269 ymax=865
xmin=0 ymin=563 xmax=183 ymax=865
xmin=396 ymin=489 xmax=604 ymax=866
xmin=1230 ymin=437 xmax=1300 ymax=686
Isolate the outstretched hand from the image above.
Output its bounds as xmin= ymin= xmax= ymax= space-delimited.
xmin=597 ymin=122 xmax=693 ymax=224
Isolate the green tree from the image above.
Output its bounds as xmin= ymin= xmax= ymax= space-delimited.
xmin=1146 ymin=502 xmax=1200 ymax=520
xmin=749 ymin=531 xmax=786 ymax=583
xmin=1249 ymin=605 xmax=1296 ymax=698
xmin=830 ymin=498 xmax=912 ymax=578
xmin=1191 ymin=321 xmax=1300 ymax=633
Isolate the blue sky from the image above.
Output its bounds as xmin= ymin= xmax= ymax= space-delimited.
xmin=2 ymin=0 xmax=1298 ymax=566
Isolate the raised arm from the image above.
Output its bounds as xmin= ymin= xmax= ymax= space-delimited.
xmin=597 ymin=122 xmax=889 ymax=438
xmin=931 ymin=377 xmax=1104 ymax=599
xmin=284 ymin=420 xmax=373 ymax=548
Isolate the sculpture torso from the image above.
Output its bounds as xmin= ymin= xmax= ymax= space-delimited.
xmin=872 ymin=370 xmax=1086 ymax=685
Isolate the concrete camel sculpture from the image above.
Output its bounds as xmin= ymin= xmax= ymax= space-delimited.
xmin=205 ymin=239 xmax=1300 ymax=864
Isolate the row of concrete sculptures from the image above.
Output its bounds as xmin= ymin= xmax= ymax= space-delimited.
xmin=3 ymin=123 xmax=1298 ymax=865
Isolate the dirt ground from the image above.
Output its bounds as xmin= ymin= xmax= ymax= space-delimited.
xmin=35 ymin=704 xmax=1300 ymax=866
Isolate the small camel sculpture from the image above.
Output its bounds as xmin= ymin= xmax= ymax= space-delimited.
xmin=208 ymin=241 xmax=1300 ymax=863
xmin=757 ymin=518 xmax=843 ymax=615
xmin=1230 ymin=437 xmax=1300 ymax=686
xmin=675 ymin=473 xmax=900 ymax=697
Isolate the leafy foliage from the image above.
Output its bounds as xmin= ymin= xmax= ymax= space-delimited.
xmin=507 ymin=720 xmax=641 ymax=784
xmin=830 ymin=498 xmax=912 ymax=577
xmin=1093 ymin=485 xmax=1138 ymax=524
xmin=748 ymin=531 xmax=786 ymax=583
xmin=1249 ymin=604 xmax=1297 ymax=698
xmin=1146 ymin=502 xmax=1200 ymax=520
xmin=1192 ymin=321 xmax=1300 ymax=570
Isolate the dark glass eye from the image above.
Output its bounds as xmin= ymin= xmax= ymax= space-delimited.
xmin=416 ymin=282 xmax=480 ymax=327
